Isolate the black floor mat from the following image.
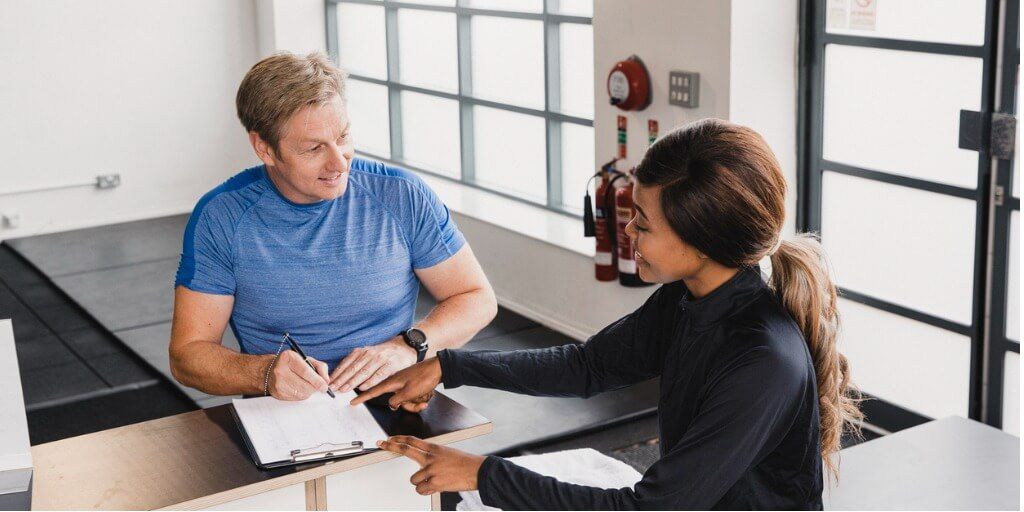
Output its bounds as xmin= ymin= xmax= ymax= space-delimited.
xmin=26 ymin=383 xmax=195 ymax=445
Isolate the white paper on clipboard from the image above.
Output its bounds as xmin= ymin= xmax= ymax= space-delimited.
xmin=232 ymin=391 xmax=386 ymax=465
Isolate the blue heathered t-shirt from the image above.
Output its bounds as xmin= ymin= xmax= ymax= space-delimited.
xmin=174 ymin=158 xmax=466 ymax=371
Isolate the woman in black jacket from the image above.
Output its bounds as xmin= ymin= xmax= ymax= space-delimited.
xmin=353 ymin=118 xmax=863 ymax=510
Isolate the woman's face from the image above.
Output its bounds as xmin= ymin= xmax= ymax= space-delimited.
xmin=624 ymin=183 xmax=709 ymax=284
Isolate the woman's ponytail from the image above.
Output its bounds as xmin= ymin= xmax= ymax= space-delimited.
xmin=768 ymin=233 xmax=863 ymax=481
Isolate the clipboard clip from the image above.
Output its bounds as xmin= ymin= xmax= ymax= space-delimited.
xmin=290 ymin=441 xmax=365 ymax=462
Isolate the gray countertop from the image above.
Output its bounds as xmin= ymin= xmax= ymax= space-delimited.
xmin=825 ymin=416 xmax=1019 ymax=510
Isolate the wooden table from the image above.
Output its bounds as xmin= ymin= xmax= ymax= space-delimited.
xmin=31 ymin=393 xmax=490 ymax=510
xmin=825 ymin=416 xmax=1019 ymax=510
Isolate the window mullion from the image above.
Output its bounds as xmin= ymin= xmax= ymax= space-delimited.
xmin=384 ymin=4 xmax=403 ymax=161
xmin=456 ymin=1 xmax=475 ymax=184
xmin=544 ymin=0 xmax=562 ymax=209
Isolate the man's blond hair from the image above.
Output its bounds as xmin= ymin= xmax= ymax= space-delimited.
xmin=236 ymin=51 xmax=348 ymax=153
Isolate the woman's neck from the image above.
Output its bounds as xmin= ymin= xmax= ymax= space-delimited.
xmin=683 ymin=263 xmax=741 ymax=299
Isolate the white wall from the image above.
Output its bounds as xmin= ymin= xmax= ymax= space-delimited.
xmin=730 ymin=0 xmax=800 ymax=236
xmin=255 ymin=0 xmax=327 ymax=58
xmin=0 ymin=0 xmax=259 ymax=240
xmin=593 ymin=0 xmax=732 ymax=172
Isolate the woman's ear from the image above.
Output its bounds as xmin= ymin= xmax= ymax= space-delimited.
xmin=249 ymin=131 xmax=278 ymax=167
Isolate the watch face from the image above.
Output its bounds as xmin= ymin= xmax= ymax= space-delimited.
xmin=405 ymin=328 xmax=427 ymax=347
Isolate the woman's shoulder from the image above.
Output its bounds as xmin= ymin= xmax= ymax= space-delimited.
xmin=716 ymin=292 xmax=813 ymax=376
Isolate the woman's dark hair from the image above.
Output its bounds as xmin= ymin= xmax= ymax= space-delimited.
xmin=635 ymin=118 xmax=863 ymax=481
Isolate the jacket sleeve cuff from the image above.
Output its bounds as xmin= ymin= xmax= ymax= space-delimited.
xmin=437 ymin=349 xmax=464 ymax=389
xmin=476 ymin=455 xmax=504 ymax=508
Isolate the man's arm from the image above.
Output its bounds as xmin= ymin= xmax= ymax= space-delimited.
xmin=169 ymin=286 xmax=331 ymax=399
xmin=413 ymin=243 xmax=497 ymax=356
xmin=330 ymin=244 xmax=497 ymax=392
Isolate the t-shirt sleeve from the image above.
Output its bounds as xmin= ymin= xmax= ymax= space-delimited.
xmin=174 ymin=200 xmax=236 ymax=295
xmin=402 ymin=174 xmax=466 ymax=269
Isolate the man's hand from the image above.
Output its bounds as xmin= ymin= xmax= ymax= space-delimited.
xmin=377 ymin=436 xmax=485 ymax=495
xmin=330 ymin=337 xmax=418 ymax=393
xmin=268 ymin=351 xmax=331 ymax=400
xmin=350 ymin=357 xmax=442 ymax=412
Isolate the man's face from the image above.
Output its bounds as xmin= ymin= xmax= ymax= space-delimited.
xmin=253 ymin=94 xmax=355 ymax=204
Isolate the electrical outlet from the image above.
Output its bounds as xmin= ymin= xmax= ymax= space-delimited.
xmin=2 ymin=213 xmax=20 ymax=229
xmin=669 ymin=71 xmax=700 ymax=108
xmin=95 ymin=174 xmax=121 ymax=189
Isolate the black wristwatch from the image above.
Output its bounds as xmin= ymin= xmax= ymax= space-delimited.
xmin=402 ymin=328 xmax=428 ymax=362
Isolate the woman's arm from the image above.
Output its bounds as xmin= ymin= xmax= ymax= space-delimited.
xmin=438 ymin=282 xmax=679 ymax=398
xmin=472 ymin=346 xmax=808 ymax=510
xmin=353 ymin=283 xmax=680 ymax=408
xmin=374 ymin=343 xmax=809 ymax=509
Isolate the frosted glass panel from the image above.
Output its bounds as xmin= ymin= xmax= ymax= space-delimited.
xmin=552 ymin=0 xmax=593 ymax=17
xmin=1008 ymin=211 xmax=1020 ymax=341
xmin=822 ymin=171 xmax=976 ymax=324
xmin=471 ymin=16 xmax=544 ymax=109
xmin=345 ymin=80 xmax=390 ymax=158
xmin=560 ymin=123 xmax=595 ymax=213
xmin=1004 ymin=352 xmax=1019 ymax=436
xmin=401 ymin=91 xmax=460 ymax=177
xmin=401 ymin=0 xmax=455 ymax=5
xmin=559 ymin=23 xmax=594 ymax=119
xmin=839 ymin=298 xmax=970 ymax=419
xmin=473 ymin=106 xmax=546 ymax=203
xmin=823 ymin=45 xmax=983 ymax=188
xmin=466 ymin=0 xmax=543 ymax=12
xmin=398 ymin=9 xmax=458 ymax=92
xmin=826 ymin=0 xmax=985 ymax=46
xmin=337 ymin=3 xmax=387 ymax=80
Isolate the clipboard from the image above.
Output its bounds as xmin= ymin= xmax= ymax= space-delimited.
xmin=229 ymin=401 xmax=381 ymax=470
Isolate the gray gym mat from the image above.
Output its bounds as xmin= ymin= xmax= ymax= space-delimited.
xmin=52 ymin=258 xmax=178 ymax=332
xmin=5 ymin=215 xmax=187 ymax=277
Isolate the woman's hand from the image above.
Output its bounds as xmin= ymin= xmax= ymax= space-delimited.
xmin=377 ymin=435 xmax=485 ymax=495
xmin=350 ymin=357 xmax=442 ymax=412
xmin=330 ymin=337 xmax=418 ymax=393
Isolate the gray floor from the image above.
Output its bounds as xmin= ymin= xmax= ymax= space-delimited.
xmin=6 ymin=214 xmax=661 ymax=455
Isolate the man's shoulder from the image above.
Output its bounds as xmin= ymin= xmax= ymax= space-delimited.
xmin=191 ymin=165 xmax=268 ymax=224
xmin=349 ymin=157 xmax=431 ymax=200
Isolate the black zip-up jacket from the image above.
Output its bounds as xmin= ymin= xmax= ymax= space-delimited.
xmin=437 ymin=266 xmax=823 ymax=510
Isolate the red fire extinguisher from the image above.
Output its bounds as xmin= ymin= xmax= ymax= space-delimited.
xmin=584 ymin=159 xmax=625 ymax=281
xmin=615 ymin=170 xmax=652 ymax=287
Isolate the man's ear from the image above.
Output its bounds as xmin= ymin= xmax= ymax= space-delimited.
xmin=249 ymin=131 xmax=278 ymax=167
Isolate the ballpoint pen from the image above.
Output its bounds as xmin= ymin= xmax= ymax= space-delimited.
xmin=283 ymin=333 xmax=336 ymax=398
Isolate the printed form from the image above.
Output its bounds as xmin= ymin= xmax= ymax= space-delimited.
xmin=233 ymin=391 xmax=387 ymax=465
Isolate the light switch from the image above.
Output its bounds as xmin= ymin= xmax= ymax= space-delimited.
xmin=669 ymin=70 xmax=699 ymax=108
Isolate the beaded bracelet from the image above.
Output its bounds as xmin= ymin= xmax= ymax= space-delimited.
xmin=262 ymin=337 xmax=288 ymax=396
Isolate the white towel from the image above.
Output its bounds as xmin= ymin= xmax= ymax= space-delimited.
xmin=457 ymin=448 xmax=643 ymax=511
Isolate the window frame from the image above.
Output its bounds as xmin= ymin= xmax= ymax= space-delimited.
xmin=326 ymin=0 xmax=594 ymax=217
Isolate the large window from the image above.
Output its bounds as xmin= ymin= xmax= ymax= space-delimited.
xmin=327 ymin=0 xmax=595 ymax=215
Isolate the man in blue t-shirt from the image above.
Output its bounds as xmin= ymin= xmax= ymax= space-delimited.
xmin=169 ymin=52 xmax=497 ymax=404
